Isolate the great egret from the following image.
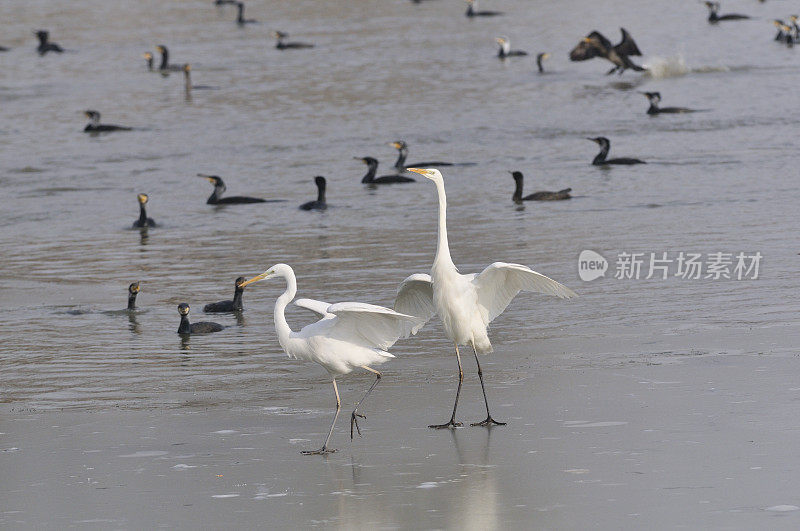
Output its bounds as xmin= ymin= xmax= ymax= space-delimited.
xmin=240 ymin=264 xmax=421 ymax=455
xmin=396 ymin=168 xmax=577 ymax=429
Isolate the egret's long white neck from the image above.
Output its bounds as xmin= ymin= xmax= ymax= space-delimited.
xmin=273 ymin=269 xmax=296 ymax=347
xmin=433 ymin=177 xmax=454 ymax=267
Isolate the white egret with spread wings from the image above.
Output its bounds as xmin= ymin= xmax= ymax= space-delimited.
xmin=395 ymin=168 xmax=577 ymax=429
xmin=240 ymin=264 xmax=421 ymax=455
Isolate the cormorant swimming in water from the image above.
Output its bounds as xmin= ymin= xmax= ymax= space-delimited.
xmin=496 ymin=36 xmax=527 ymax=58
xmin=704 ymin=2 xmax=749 ymax=23
xmin=127 ymin=282 xmax=140 ymax=310
xmin=35 ymin=30 xmax=63 ymax=55
xmin=357 ymin=157 xmax=415 ymax=184
xmin=198 ymin=174 xmax=269 ymax=204
xmin=569 ymin=28 xmax=644 ymax=75
xmin=299 ymin=176 xmax=327 ymax=210
xmin=155 ymin=45 xmax=184 ymax=72
xmin=510 ymin=171 xmax=571 ymax=202
xmin=235 ymin=2 xmax=257 ymax=25
xmin=642 ymin=92 xmax=697 ymax=115
xmin=204 ymin=277 xmax=246 ymax=313
xmin=143 ymin=52 xmax=154 ymax=70
xmin=133 ymin=193 xmax=157 ymax=228
xmin=0 ymin=45 xmax=10 ymax=52
xmin=536 ymin=52 xmax=550 ymax=73
xmin=177 ymin=303 xmax=224 ymax=334
xmin=273 ymin=31 xmax=314 ymax=50
xmin=389 ymin=141 xmax=459 ymax=171
xmin=214 ymin=0 xmax=237 ymax=4
xmin=84 ymin=110 xmax=132 ymax=132
xmin=183 ymin=64 xmax=218 ymax=91
xmin=588 ymin=137 xmax=646 ymax=166
xmin=465 ymin=0 xmax=503 ymax=17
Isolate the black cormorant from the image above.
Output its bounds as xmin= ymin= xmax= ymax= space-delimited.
xmin=214 ymin=0 xmax=237 ymax=4
xmin=273 ymin=31 xmax=314 ymax=49
xmin=84 ymin=110 xmax=132 ymax=132
xmin=182 ymin=64 xmax=218 ymax=91
xmin=127 ymin=282 xmax=140 ymax=310
xmin=465 ymin=0 xmax=503 ymax=17
xmin=155 ymin=45 xmax=184 ymax=72
xmin=357 ymin=157 xmax=415 ymax=184
xmin=198 ymin=174 xmax=270 ymax=204
xmin=496 ymin=36 xmax=527 ymax=58
xmin=588 ymin=137 xmax=646 ymax=166
xmin=511 ymin=171 xmax=571 ymax=202
xmin=569 ymin=28 xmax=644 ymax=75
xmin=143 ymin=52 xmax=154 ymax=70
xmin=35 ymin=30 xmax=63 ymax=55
xmin=132 ymin=193 xmax=157 ymax=228
xmin=177 ymin=303 xmax=224 ymax=334
xmin=235 ymin=2 xmax=257 ymax=25
xmin=389 ymin=141 xmax=458 ymax=171
xmin=642 ymin=92 xmax=697 ymax=115
xmin=204 ymin=277 xmax=246 ymax=313
xmin=299 ymin=176 xmax=327 ymax=210
xmin=536 ymin=52 xmax=550 ymax=73
xmin=704 ymin=2 xmax=749 ymax=23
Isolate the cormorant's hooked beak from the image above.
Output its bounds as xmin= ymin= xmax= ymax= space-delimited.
xmin=495 ymin=37 xmax=505 ymax=45
xmin=389 ymin=142 xmax=402 ymax=149
xmin=353 ymin=156 xmax=365 ymax=162
xmin=587 ymin=137 xmax=600 ymax=144
xmin=240 ymin=270 xmax=274 ymax=288
xmin=130 ymin=282 xmax=140 ymax=294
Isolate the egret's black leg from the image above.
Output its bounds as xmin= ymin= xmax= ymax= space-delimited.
xmin=429 ymin=343 xmax=464 ymax=429
xmin=470 ymin=346 xmax=506 ymax=427
xmin=302 ymin=379 xmax=340 ymax=455
xmin=351 ymin=367 xmax=381 ymax=439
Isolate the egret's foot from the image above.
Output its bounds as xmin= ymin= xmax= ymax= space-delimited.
xmin=301 ymin=446 xmax=337 ymax=455
xmin=470 ymin=416 xmax=506 ymax=427
xmin=350 ymin=411 xmax=366 ymax=439
xmin=428 ymin=420 xmax=463 ymax=429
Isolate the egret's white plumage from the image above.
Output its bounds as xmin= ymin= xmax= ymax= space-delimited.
xmin=397 ymin=168 xmax=577 ymax=428
xmin=241 ymin=264 xmax=421 ymax=454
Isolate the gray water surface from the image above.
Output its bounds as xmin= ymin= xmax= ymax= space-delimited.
xmin=2 ymin=0 xmax=800 ymax=528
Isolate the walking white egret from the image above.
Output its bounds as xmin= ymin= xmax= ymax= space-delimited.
xmin=240 ymin=264 xmax=421 ymax=454
xmin=395 ymin=168 xmax=577 ymax=428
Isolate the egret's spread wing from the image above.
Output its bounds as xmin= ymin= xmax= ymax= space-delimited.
xmin=326 ymin=302 xmax=422 ymax=350
xmin=615 ymin=28 xmax=641 ymax=56
xmin=294 ymin=298 xmax=332 ymax=319
xmin=393 ymin=273 xmax=435 ymax=336
xmin=473 ymin=262 xmax=577 ymax=323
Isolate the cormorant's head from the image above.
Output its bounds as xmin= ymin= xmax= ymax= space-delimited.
xmin=537 ymin=52 xmax=550 ymax=62
xmin=390 ymin=141 xmax=407 ymax=150
xmin=587 ymin=137 xmax=610 ymax=147
xmin=234 ymin=276 xmax=247 ymax=290
xmin=143 ymin=52 xmax=152 ymax=60
xmin=791 ymin=15 xmax=798 ymax=23
xmin=35 ymin=30 xmax=48 ymax=42
xmin=703 ymin=1 xmax=719 ymax=11
xmin=774 ymin=19 xmax=785 ymax=28
xmin=314 ymin=176 xmax=326 ymax=189
xmin=509 ymin=171 xmax=523 ymax=181
xmin=406 ymin=168 xmax=443 ymax=183
xmin=240 ymin=264 xmax=290 ymax=288
xmin=356 ymin=156 xmax=378 ymax=166
xmin=137 ymin=193 xmax=149 ymax=205
xmin=155 ymin=45 xmax=167 ymax=54
xmin=84 ymin=110 xmax=100 ymax=122
xmin=272 ymin=31 xmax=288 ymax=40
xmin=183 ymin=63 xmax=191 ymax=72
xmin=198 ymin=174 xmax=225 ymax=189
xmin=128 ymin=282 xmax=140 ymax=295
xmin=178 ymin=303 xmax=190 ymax=316
xmin=642 ymin=91 xmax=661 ymax=103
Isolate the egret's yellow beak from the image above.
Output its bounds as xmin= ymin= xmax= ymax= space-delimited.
xmin=240 ymin=271 xmax=272 ymax=288
xmin=406 ymin=168 xmax=426 ymax=176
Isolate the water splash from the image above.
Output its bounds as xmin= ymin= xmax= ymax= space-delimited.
xmin=644 ymin=55 xmax=689 ymax=78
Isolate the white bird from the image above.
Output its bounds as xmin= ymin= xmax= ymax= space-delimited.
xmin=240 ymin=264 xmax=421 ymax=455
xmin=396 ymin=168 xmax=577 ymax=429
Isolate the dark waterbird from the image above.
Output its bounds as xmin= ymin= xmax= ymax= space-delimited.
xmin=126 ymin=282 xmax=140 ymax=310
xmin=569 ymin=28 xmax=644 ymax=75
xmin=495 ymin=36 xmax=526 ymax=58
xmin=536 ymin=52 xmax=550 ymax=73
xmin=84 ymin=110 xmax=132 ymax=133
xmin=183 ymin=64 xmax=218 ymax=91
xmin=465 ymin=0 xmax=503 ymax=17
xmin=299 ymin=177 xmax=327 ymax=211
xmin=704 ymin=2 xmax=749 ymax=23
xmin=35 ymin=30 xmax=63 ymax=55
xmin=273 ymin=31 xmax=314 ymax=50
xmin=198 ymin=174 xmax=276 ymax=204
xmin=177 ymin=303 xmax=224 ymax=334
xmin=132 ymin=193 xmax=157 ymax=228
xmin=357 ymin=157 xmax=415 ymax=184
xmin=204 ymin=277 xmax=246 ymax=313
xmin=588 ymin=137 xmax=646 ymax=166
xmin=390 ymin=141 xmax=464 ymax=171
xmin=235 ymin=2 xmax=256 ymax=25
xmin=155 ymin=45 xmax=184 ymax=72
xmin=642 ymin=92 xmax=698 ymax=115
xmin=511 ymin=171 xmax=571 ymax=202
xmin=143 ymin=52 xmax=154 ymax=70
